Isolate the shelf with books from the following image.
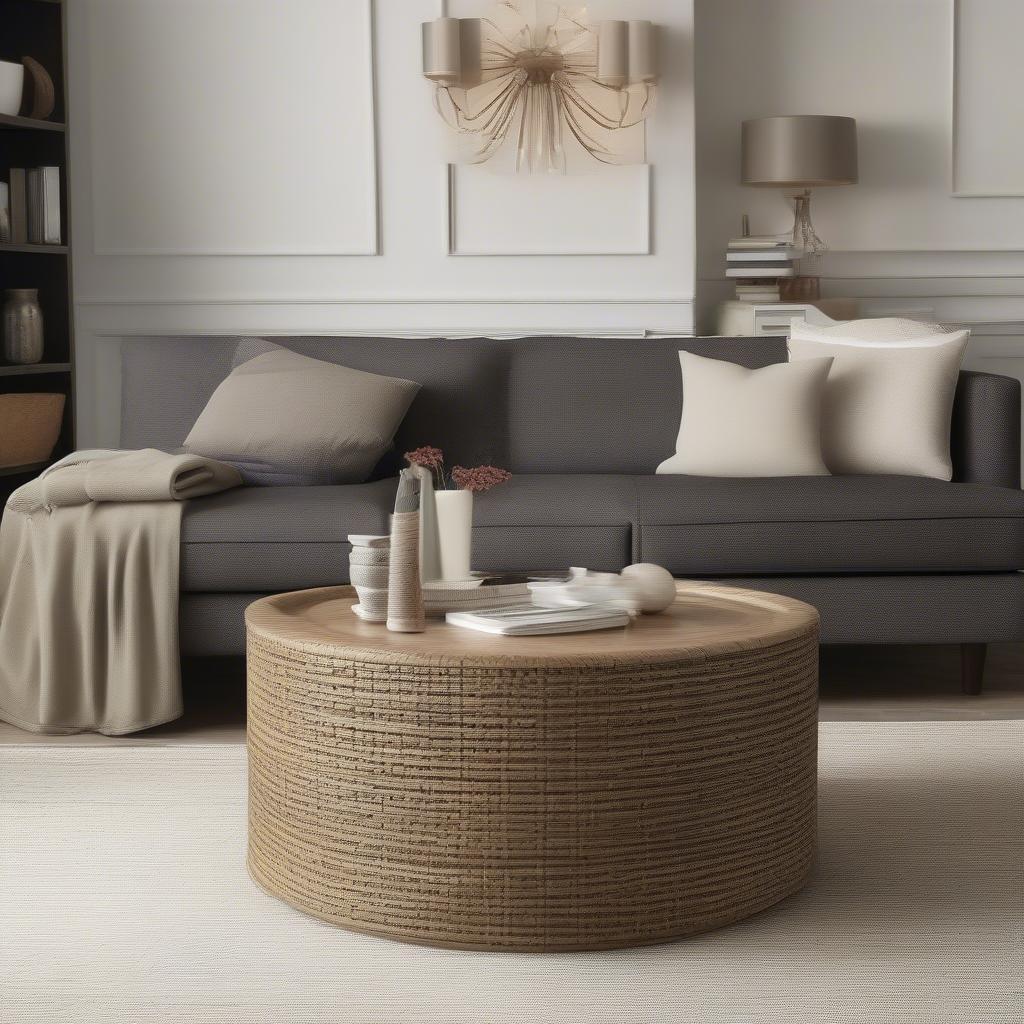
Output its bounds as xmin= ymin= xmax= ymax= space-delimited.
xmin=0 ymin=0 xmax=74 ymax=499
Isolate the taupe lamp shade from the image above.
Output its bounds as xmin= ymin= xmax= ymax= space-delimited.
xmin=742 ymin=115 xmax=858 ymax=188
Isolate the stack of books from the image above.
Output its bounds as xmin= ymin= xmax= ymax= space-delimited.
xmin=423 ymin=576 xmax=531 ymax=617
xmin=726 ymin=236 xmax=798 ymax=302
xmin=5 ymin=167 xmax=61 ymax=245
xmin=446 ymin=603 xmax=631 ymax=636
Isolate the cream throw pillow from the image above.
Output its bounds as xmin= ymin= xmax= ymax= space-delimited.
xmin=657 ymin=352 xmax=833 ymax=477
xmin=788 ymin=318 xmax=969 ymax=480
xmin=184 ymin=343 xmax=420 ymax=485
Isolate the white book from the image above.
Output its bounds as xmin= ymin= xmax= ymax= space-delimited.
xmin=425 ymin=583 xmax=531 ymax=614
xmin=24 ymin=167 xmax=60 ymax=245
xmin=446 ymin=604 xmax=631 ymax=636
xmin=726 ymin=249 xmax=796 ymax=261
xmin=425 ymin=582 xmax=528 ymax=600
xmin=727 ymin=235 xmax=792 ymax=249
xmin=726 ymin=266 xmax=796 ymax=278
xmin=40 ymin=166 xmax=60 ymax=245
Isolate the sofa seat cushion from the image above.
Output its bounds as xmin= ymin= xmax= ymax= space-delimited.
xmin=181 ymin=474 xmax=638 ymax=592
xmin=636 ymin=475 xmax=1024 ymax=575
xmin=180 ymin=481 xmax=397 ymax=592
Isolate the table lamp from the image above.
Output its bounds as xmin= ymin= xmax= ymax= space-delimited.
xmin=741 ymin=115 xmax=858 ymax=253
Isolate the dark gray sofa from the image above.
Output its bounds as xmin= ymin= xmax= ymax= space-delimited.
xmin=119 ymin=335 xmax=1024 ymax=693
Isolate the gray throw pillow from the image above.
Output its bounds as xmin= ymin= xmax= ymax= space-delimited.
xmin=183 ymin=340 xmax=420 ymax=486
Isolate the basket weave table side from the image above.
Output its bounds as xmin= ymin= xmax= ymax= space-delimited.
xmin=246 ymin=583 xmax=819 ymax=952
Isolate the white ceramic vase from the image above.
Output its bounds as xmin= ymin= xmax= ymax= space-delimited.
xmin=0 ymin=60 xmax=24 ymax=117
xmin=434 ymin=488 xmax=473 ymax=581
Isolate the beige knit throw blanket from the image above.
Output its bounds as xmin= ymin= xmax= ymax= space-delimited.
xmin=0 ymin=450 xmax=242 ymax=735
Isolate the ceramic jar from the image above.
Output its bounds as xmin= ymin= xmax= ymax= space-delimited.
xmin=3 ymin=289 xmax=44 ymax=365
xmin=434 ymin=488 xmax=474 ymax=581
xmin=0 ymin=59 xmax=24 ymax=117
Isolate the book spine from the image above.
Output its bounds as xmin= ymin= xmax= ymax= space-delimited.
xmin=725 ymin=260 xmax=795 ymax=271
xmin=26 ymin=168 xmax=42 ymax=244
xmin=725 ymin=267 xmax=796 ymax=278
xmin=726 ymin=250 xmax=795 ymax=261
xmin=9 ymin=168 xmax=27 ymax=244
xmin=41 ymin=166 xmax=60 ymax=245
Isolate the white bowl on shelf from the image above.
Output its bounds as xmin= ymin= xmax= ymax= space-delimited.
xmin=0 ymin=60 xmax=24 ymax=117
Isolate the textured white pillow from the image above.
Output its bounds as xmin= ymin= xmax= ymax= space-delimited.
xmin=788 ymin=318 xmax=969 ymax=480
xmin=184 ymin=344 xmax=420 ymax=485
xmin=657 ymin=352 xmax=833 ymax=477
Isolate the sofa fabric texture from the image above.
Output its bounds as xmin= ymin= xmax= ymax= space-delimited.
xmin=178 ymin=473 xmax=1024 ymax=591
xmin=119 ymin=334 xmax=1024 ymax=653
xmin=656 ymin=352 xmax=833 ymax=477
xmin=121 ymin=334 xmax=1017 ymax=484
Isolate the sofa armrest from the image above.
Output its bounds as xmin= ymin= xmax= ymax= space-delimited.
xmin=951 ymin=370 xmax=1021 ymax=487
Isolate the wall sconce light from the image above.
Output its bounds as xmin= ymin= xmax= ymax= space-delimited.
xmin=422 ymin=3 xmax=659 ymax=174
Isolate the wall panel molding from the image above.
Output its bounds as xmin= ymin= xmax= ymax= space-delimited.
xmin=74 ymin=300 xmax=694 ymax=334
xmin=447 ymin=164 xmax=653 ymax=256
xmin=85 ymin=0 xmax=380 ymax=256
xmin=69 ymin=0 xmax=697 ymax=442
xmin=951 ymin=0 xmax=1024 ymax=198
xmin=440 ymin=0 xmax=655 ymax=257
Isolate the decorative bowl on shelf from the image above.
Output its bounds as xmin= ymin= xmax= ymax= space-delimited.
xmin=0 ymin=393 xmax=65 ymax=469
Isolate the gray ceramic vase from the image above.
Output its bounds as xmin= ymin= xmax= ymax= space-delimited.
xmin=3 ymin=289 xmax=44 ymax=365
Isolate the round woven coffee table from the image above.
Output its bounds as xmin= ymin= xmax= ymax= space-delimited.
xmin=245 ymin=582 xmax=819 ymax=951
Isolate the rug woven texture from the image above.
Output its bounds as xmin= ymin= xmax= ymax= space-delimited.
xmin=1 ymin=722 xmax=1021 ymax=1024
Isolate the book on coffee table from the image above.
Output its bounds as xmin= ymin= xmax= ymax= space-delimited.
xmin=446 ymin=603 xmax=631 ymax=636
xmin=422 ymin=574 xmax=532 ymax=616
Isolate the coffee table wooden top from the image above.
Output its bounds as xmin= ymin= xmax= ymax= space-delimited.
xmin=245 ymin=581 xmax=819 ymax=666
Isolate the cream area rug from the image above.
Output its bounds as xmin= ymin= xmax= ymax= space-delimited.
xmin=1 ymin=722 xmax=1020 ymax=1024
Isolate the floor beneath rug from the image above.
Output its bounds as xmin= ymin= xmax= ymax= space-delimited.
xmin=2 ymin=722 xmax=1020 ymax=1024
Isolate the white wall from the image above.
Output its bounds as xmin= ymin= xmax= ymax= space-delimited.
xmin=695 ymin=0 xmax=1024 ymax=329
xmin=68 ymin=0 xmax=696 ymax=446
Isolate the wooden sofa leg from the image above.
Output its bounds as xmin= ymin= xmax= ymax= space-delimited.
xmin=960 ymin=643 xmax=987 ymax=696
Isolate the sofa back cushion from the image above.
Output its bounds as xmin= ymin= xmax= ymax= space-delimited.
xmin=121 ymin=336 xmax=514 ymax=470
xmin=505 ymin=336 xmax=786 ymax=472
xmin=120 ymin=334 xmax=787 ymax=474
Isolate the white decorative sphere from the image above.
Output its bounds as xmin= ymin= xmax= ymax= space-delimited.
xmin=621 ymin=563 xmax=676 ymax=613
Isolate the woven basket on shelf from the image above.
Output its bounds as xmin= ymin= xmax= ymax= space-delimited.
xmin=0 ymin=393 xmax=65 ymax=468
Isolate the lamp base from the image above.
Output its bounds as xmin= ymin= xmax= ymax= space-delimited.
xmin=788 ymin=190 xmax=826 ymax=254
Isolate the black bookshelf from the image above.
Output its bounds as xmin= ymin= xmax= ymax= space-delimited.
xmin=0 ymin=0 xmax=73 ymax=495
